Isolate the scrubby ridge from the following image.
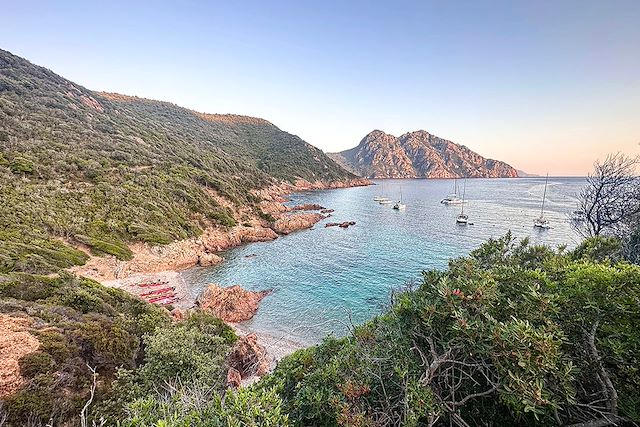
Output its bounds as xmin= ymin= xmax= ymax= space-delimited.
xmin=0 ymin=48 xmax=354 ymax=275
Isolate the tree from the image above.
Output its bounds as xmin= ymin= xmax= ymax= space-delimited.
xmin=575 ymin=153 xmax=640 ymax=238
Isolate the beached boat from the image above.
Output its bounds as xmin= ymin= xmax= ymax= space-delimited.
xmin=534 ymin=174 xmax=551 ymax=229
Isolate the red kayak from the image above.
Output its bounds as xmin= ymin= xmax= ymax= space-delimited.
xmin=140 ymin=287 xmax=174 ymax=297
xmin=146 ymin=293 xmax=176 ymax=303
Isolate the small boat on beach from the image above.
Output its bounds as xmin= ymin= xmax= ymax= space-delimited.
xmin=137 ymin=280 xmax=169 ymax=288
xmin=140 ymin=286 xmax=175 ymax=297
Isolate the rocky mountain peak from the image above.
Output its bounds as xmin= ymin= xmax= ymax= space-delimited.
xmin=329 ymin=129 xmax=518 ymax=179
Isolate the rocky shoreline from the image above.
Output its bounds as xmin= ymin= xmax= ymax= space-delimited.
xmin=70 ymin=177 xmax=369 ymax=285
xmin=68 ymin=177 xmax=370 ymax=379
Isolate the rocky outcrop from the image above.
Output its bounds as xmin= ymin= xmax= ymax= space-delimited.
xmin=70 ymin=177 xmax=369 ymax=284
xmin=0 ymin=315 xmax=40 ymax=397
xmin=198 ymin=252 xmax=223 ymax=267
xmin=326 ymin=221 xmax=356 ymax=228
xmin=273 ymin=213 xmax=324 ymax=235
xmin=71 ymin=225 xmax=278 ymax=282
xmin=227 ymin=333 xmax=270 ymax=384
xmin=329 ymin=130 xmax=518 ymax=179
xmin=290 ymin=203 xmax=325 ymax=211
xmin=197 ymin=284 xmax=272 ymax=323
xmin=226 ymin=367 xmax=242 ymax=388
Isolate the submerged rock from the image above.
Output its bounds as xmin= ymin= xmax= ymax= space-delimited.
xmin=196 ymin=284 xmax=272 ymax=323
xmin=326 ymin=221 xmax=356 ymax=228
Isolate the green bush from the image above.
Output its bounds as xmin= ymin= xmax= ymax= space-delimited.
xmin=261 ymin=234 xmax=640 ymax=426
xmin=123 ymin=383 xmax=289 ymax=427
xmin=18 ymin=351 xmax=55 ymax=378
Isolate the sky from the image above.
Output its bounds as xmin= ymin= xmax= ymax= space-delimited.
xmin=2 ymin=0 xmax=639 ymax=175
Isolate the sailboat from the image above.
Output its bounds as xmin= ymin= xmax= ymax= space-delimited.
xmin=378 ymin=181 xmax=392 ymax=204
xmin=533 ymin=174 xmax=550 ymax=229
xmin=456 ymin=179 xmax=469 ymax=224
xmin=392 ymin=186 xmax=406 ymax=210
xmin=441 ymin=178 xmax=465 ymax=205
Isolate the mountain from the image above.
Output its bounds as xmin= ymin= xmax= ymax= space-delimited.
xmin=516 ymin=169 xmax=540 ymax=177
xmin=0 ymin=48 xmax=355 ymax=274
xmin=329 ymin=129 xmax=519 ymax=178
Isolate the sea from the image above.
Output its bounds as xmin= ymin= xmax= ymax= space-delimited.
xmin=182 ymin=177 xmax=585 ymax=347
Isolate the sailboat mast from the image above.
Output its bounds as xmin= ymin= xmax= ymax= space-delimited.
xmin=461 ymin=179 xmax=466 ymax=215
xmin=541 ymin=173 xmax=549 ymax=216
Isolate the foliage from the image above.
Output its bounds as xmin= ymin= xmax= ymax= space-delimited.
xmin=0 ymin=272 xmax=172 ymax=426
xmin=574 ymin=153 xmax=640 ymax=239
xmin=95 ymin=312 xmax=237 ymax=424
xmin=0 ymin=48 xmax=354 ymax=275
xmin=260 ymin=234 xmax=640 ymax=426
xmin=122 ymin=382 xmax=289 ymax=427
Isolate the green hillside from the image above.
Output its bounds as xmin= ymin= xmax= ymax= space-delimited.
xmin=0 ymin=49 xmax=354 ymax=274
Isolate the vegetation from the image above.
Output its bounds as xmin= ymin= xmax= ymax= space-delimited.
xmin=0 ymin=49 xmax=354 ymax=275
xmin=1 ymin=235 xmax=638 ymax=426
xmin=0 ymin=272 xmax=171 ymax=425
xmin=1 ymin=48 xmax=639 ymax=427
xmin=257 ymin=234 xmax=640 ymax=426
xmin=574 ymin=153 xmax=640 ymax=262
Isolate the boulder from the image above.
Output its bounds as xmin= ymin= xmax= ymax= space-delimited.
xmin=273 ymin=213 xmax=323 ymax=235
xmin=227 ymin=333 xmax=270 ymax=379
xmin=196 ymin=284 xmax=272 ymax=323
xmin=226 ymin=367 xmax=242 ymax=388
xmin=320 ymin=209 xmax=335 ymax=214
xmin=170 ymin=308 xmax=186 ymax=321
xmin=198 ymin=252 xmax=223 ymax=267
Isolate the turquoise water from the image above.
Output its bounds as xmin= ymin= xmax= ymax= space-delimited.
xmin=182 ymin=178 xmax=585 ymax=346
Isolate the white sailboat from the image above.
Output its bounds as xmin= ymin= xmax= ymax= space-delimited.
xmin=393 ymin=186 xmax=406 ymax=210
xmin=378 ymin=181 xmax=392 ymax=204
xmin=456 ymin=179 xmax=469 ymax=224
xmin=534 ymin=174 xmax=550 ymax=229
xmin=441 ymin=178 xmax=465 ymax=205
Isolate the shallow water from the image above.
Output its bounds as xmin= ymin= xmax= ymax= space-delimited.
xmin=182 ymin=177 xmax=585 ymax=346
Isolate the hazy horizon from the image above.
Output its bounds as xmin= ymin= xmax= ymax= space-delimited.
xmin=2 ymin=0 xmax=639 ymax=176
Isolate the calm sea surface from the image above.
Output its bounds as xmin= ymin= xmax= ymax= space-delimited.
xmin=182 ymin=177 xmax=585 ymax=346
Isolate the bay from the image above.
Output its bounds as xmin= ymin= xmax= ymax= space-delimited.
xmin=182 ymin=177 xmax=585 ymax=346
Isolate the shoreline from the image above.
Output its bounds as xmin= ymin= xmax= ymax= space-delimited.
xmin=68 ymin=178 xmax=369 ymax=371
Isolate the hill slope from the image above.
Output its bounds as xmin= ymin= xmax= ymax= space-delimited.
xmin=330 ymin=129 xmax=518 ymax=178
xmin=0 ymin=48 xmax=355 ymax=274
